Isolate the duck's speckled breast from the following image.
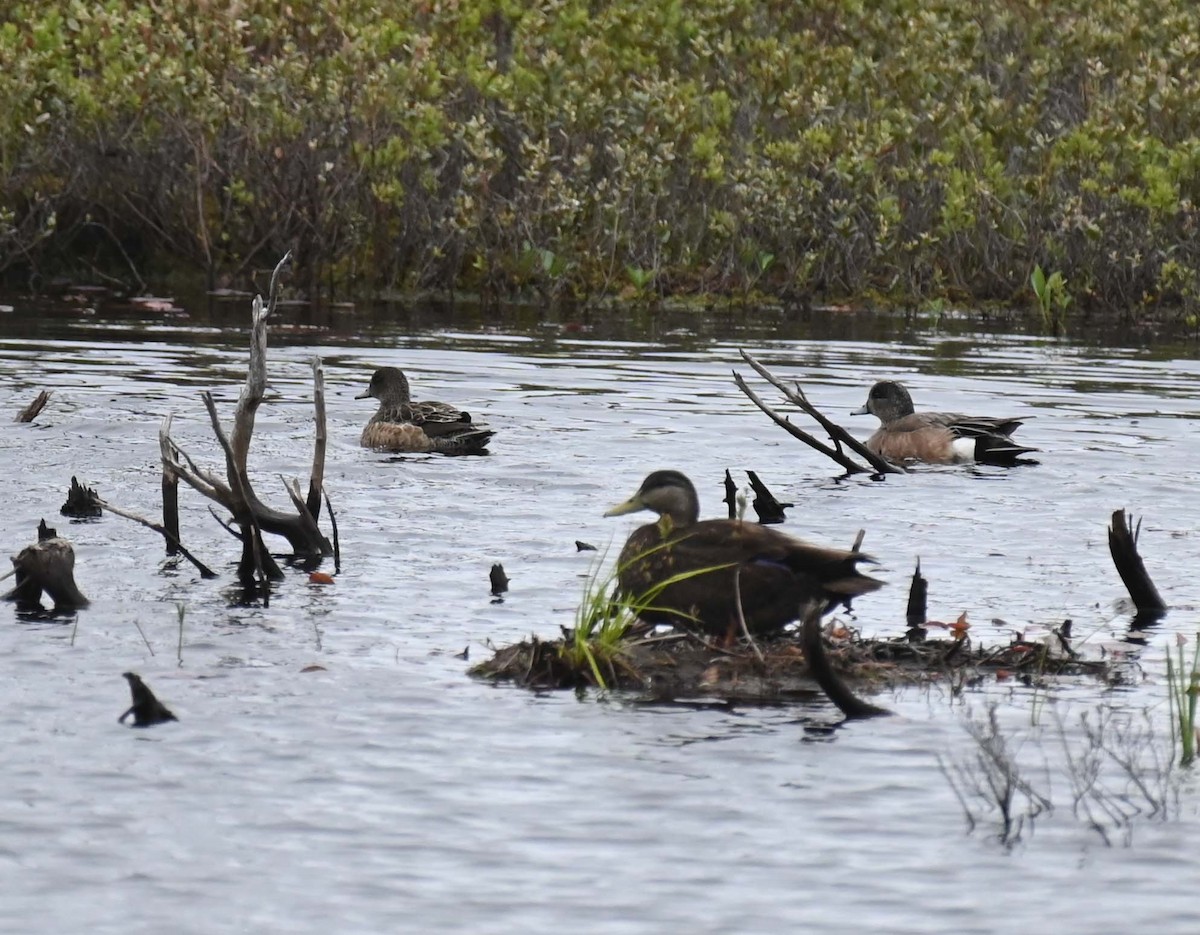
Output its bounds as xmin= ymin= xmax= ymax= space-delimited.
xmin=361 ymin=421 xmax=434 ymax=452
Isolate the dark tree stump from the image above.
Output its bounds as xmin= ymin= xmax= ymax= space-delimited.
xmin=1108 ymin=509 xmax=1166 ymax=621
xmin=119 ymin=673 xmax=177 ymax=727
xmin=60 ymin=476 xmax=102 ymax=519
xmin=490 ymin=563 xmax=510 ymax=595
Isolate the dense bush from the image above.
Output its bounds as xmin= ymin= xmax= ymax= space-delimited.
xmin=0 ymin=0 xmax=1197 ymax=311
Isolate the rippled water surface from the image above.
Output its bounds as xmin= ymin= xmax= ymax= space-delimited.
xmin=3 ymin=298 xmax=1200 ymax=934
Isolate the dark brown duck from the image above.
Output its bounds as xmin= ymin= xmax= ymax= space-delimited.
xmin=604 ymin=470 xmax=882 ymax=637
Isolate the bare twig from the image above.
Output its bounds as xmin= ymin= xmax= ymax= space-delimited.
xmin=161 ymin=416 xmax=230 ymax=503
xmin=159 ymin=416 xmax=181 ymax=556
xmin=203 ymin=391 xmax=251 ymax=515
xmin=733 ymin=370 xmax=867 ymax=473
xmin=267 ymin=250 xmax=293 ymax=311
xmin=735 ymin=350 xmax=904 ymax=474
xmin=97 ymin=497 xmax=217 ymax=579
xmin=156 ymin=253 xmax=326 ymax=568
xmin=202 ymin=391 xmax=280 ymax=585
xmin=230 ymin=294 xmax=270 ymax=473
xmin=228 ymin=249 xmax=292 ymax=477
xmin=282 ymin=476 xmax=326 ymax=547
xmin=325 ymin=489 xmax=341 ymax=574
xmin=732 ymin=567 xmax=765 ymax=666
xmin=209 ymin=507 xmax=245 ymax=541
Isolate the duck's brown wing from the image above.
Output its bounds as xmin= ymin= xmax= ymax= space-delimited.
xmin=617 ymin=521 xmax=881 ymax=634
xmin=925 ymin=412 xmax=1025 ymax=439
xmin=686 ymin=521 xmax=882 ymax=598
xmin=399 ymin=399 xmax=493 ymax=452
xmin=402 ymin=399 xmax=474 ymax=426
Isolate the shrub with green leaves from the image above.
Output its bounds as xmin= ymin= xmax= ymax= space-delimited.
xmin=1 ymin=0 xmax=1197 ymax=314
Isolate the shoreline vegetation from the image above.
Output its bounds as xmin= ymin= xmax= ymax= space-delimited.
xmin=2 ymin=2 xmax=1199 ymax=321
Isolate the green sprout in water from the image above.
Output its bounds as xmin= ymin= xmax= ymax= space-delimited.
xmin=564 ymin=543 xmax=732 ymax=690
xmin=1166 ymin=632 xmax=1200 ymax=767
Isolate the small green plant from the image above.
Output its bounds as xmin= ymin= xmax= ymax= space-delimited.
xmin=563 ymin=544 xmax=732 ymax=689
xmin=1031 ymin=264 xmax=1072 ymax=333
xmin=1166 ymin=633 xmax=1200 ymax=767
xmin=624 ymin=264 xmax=655 ymax=297
xmin=564 ymin=564 xmax=635 ymax=689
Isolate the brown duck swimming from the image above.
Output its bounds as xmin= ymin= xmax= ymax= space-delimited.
xmin=604 ymin=470 xmax=882 ymax=637
xmin=357 ymin=367 xmax=494 ymax=455
xmin=853 ymin=380 xmax=1037 ymax=466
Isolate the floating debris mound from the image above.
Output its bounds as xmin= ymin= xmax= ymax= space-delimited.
xmin=474 ymin=542 xmax=1136 ymax=706
xmin=471 ymin=624 xmax=1121 ymax=704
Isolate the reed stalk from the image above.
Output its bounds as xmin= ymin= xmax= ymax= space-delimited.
xmin=1166 ymin=633 xmax=1200 ymax=767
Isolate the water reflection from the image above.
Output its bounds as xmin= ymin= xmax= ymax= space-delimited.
xmin=5 ymin=284 xmax=1200 ymax=355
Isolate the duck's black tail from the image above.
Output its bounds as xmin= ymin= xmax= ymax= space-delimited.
xmin=973 ymin=434 xmax=1039 ymax=466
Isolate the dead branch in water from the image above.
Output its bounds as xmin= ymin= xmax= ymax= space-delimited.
xmin=306 ymin=357 xmax=327 ymax=521
xmin=159 ymin=417 xmax=181 ymax=555
xmin=95 ymin=497 xmax=217 ymax=579
xmin=14 ymin=390 xmax=51 ymax=423
xmin=733 ymin=350 xmax=903 ymax=475
xmin=156 ymin=252 xmax=333 ymax=587
xmin=1108 ymin=509 xmax=1166 ymax=621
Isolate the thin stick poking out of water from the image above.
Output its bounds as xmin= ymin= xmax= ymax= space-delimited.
xmin=176 ymin=603 xmax=185 ymax=667
xmin=133 ymin=619 xmax=155 ymax=656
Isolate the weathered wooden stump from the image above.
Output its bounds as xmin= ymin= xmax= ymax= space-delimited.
xmin=5 ymin=531 xmax=89 ymax=609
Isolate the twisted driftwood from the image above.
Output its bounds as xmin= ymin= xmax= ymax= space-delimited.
xmin=158 ymin=253 xmax=332 ymax=586
xmin=733 ymin=349 xmax=903 ymax=475
xmin=14 ymin=390 xmax=51 ymax=423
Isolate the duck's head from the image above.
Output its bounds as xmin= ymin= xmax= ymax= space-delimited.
xmin=356 ymin=367 xmax=411 ymax=404
xmin=852 ymin=380 xmax=915 ymax=423
xmin=604 ymin=470 xmax=701 ymax=527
